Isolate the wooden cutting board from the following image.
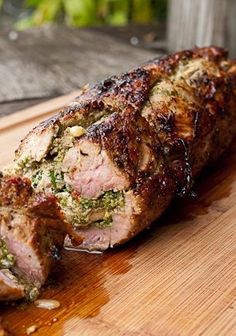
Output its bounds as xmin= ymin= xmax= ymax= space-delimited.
xmin=0 ymin=94 xmax=235 ymax=336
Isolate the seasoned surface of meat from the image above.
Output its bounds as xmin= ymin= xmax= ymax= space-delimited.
xmin=0 ymin=175 xmax=66 ymax=301
xmin=12 ymin=47 xmax=236 ymax=250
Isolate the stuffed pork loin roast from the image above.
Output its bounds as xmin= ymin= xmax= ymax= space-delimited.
xmin=0 ymin=175 xmax=66 ymax=301
xmin=11 ymin=46 xmax=236 ymax=251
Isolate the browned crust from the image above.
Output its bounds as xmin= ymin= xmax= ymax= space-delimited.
xmin=85 ymin=109 xmax=164 ymax=184
xmin=15 ymin=67 xmax=152 ymax=158
xmin=0 ymin=175 xmax=65 ymax=225
xmin=17 ymin=46 xmax=228 ymax=134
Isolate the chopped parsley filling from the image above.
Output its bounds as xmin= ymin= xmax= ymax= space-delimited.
xmin=0 ymin=240 xmax=39 ymax=301
xmin=29 ymin=163 xmax=125 ymax=229
xmin=0 ymin=239 xmax=15 ymax=269
xmin=56 ymin=189 xmax=124 ymax=228
xmin=14 ymin=125 xmax=125 ymax=229
xmin=94 ymin=214 xmax=113 ymax=229
xmin=25 ymin=285 xmax=40 ymax=301
xmin=80 ymin=190 xmax=124 ymax=212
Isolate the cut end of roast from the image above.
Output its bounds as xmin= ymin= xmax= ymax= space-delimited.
xmin=65 ymin=191 xmax=141 ymax=251
xmin=63 ymin=138 xmax=130 ymax=199
xmin=0 ymin=175 xmax=67 ymax=301
xmin=0 ymin=269 xmax=25 ymax=301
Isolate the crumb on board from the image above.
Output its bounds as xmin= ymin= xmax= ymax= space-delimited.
xmin=48 ymin=317 xmax=58 ymax=326
xmin=26 ymin=325 xmax=38 ymax=335
xmin=34 ymin=299 xmax=60 ymax=310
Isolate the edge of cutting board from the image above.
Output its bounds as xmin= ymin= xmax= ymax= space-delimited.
xmin=0 ymin=90 xmax=82 ymax=132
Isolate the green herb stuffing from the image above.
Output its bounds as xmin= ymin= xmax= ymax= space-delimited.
xmin=16 ymin=275 xmax=40 ymax=302
xmin=102 ymin=190 xmax=125 ymax=210
xmin=56 ymin=191 xmax=88 ymax=225
xmin=20 ymin=126 xmax=125 ymax=230
xmin=94 ymin=213 xmax=113 ymax=229
xmin=80 ymin=190 xmax=125 ymax=212
xmin=49 ymin=170 xmax=57 ymax=190
xmin=32 ymin=170 xmax=43 ymax=188
xmin=79 ymin=198 xmax=97 ymax=210
xmin=0 ymin=239 xmax=15 ymax=269
xmin=16 ymin=156 xmax=30 ymax=170
xmin=26 ymin=286 xmax=40 ymax=301
xmin=50 ymin=133 xmax=73 ymax=164
xmin=56 ymin=190 xmax=125 ymax=229
xmin=51 ymin=170 xmax=65 ymax=191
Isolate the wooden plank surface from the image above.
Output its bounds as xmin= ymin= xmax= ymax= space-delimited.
xmin=0 ymin=96 xmax=235 ymax=336
xmin=0 ymin=26 xmax=157 ymax=112
xmin=167 ymin=0 xmax=236 ymax=57
xmin=0 ymin=25 xmax=163 ymax=117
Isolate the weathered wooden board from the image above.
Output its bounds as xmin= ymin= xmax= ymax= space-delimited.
xmin=0 ymin=95 xmax=235 ymax=336
xmin=167 ymin=0 xmax=236 ymax=57
xmin=0 ymin=26 xmax=157 ymax=107
xmin=0 ymin=25 xmax=160 ymax=117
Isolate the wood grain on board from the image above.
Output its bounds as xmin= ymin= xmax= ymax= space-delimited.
xmin=0 ymin=95 xmax=235 ymax=336
xmin=0 ymin=26 xmax=157 ymax=110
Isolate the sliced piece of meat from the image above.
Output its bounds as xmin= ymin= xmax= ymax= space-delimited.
xmin=0 ymin=175 xmax=67 ymax=301
xmin=1 ymin=211 xmax=61 ymax=287
xmin=71 ymin=227 xmax=111 ymax=251
xmin=0 ymin=269 xmax=25 ymax=301
xmin=16 ymin=123 xmax=59 ymax=163
xmin=70 ymin=176 xmax=174 ymax=251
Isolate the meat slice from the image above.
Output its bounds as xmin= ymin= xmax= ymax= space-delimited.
xmin=0 ymin=175 xmax=67 ymax=301
xmin=0 ymin=269 xmax=25 ymax=301
xmin=12 ymin=46 xmax=236 ymax=251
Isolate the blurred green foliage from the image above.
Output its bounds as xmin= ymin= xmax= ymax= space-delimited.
xmin=15 ymin=0 xmax=167 ymax=30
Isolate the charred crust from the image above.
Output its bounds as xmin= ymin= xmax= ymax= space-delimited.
xmin=86 ymin=109 xmax=163 ymax=182
xmin=0 ymin=176 xmax=65 ymax=227
xmin=97 ymin=68 xmax=151 ymax=105
xmin=192 ymin=46 xmax=228 ymax=61
xmin=17 ymin=47 xmax=229 ymax=159
xmin=144 ymin=46 xmax=227 ymax=77
xmin=30 ymin=194 xmax=61 ymax=217
xmin=21 ymin=68 xmax=152 ymax=137
xmin=133 ymin=167 xmax=176 ymax=205
xmin=0 ymin=175 xmax=33 ymax=207
xmin=158 ymin=112 xmax=175 ymax=133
